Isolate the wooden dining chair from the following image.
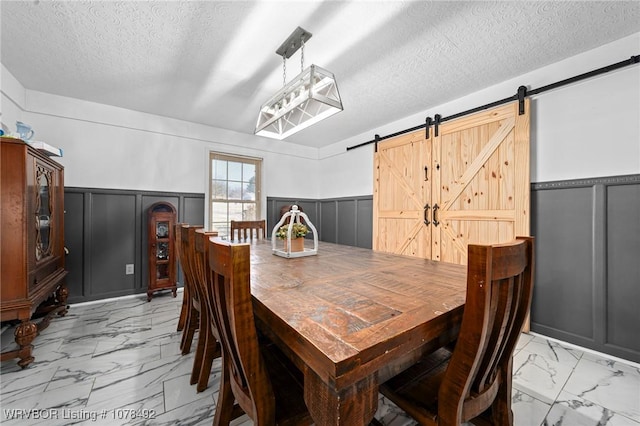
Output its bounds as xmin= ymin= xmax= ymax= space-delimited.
xmin=175 ymin=224 xmax=188 ymax=332
xmin=229 ymin=220 xmax=266 ymax=240
xmin=187 ymin=228 xmax=222 ymax=392
xmin=205 ymin=238 xmax=312 ymax=426
xmin=176 ymin=224 xmax=221 ymax=392
xmin=380 ymin=237 xmax=535 ymax=426
xmin=175 ymin=224 xmax=200 ymax=354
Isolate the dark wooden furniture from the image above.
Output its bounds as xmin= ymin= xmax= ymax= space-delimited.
xmin=245 ymin=240 xmax=467 ymax=426
xmin=206 ymin=238 xmax=312 ymax=426
xmin=147 ymin=202 xmax=177 ymax=301
xmin=175 ymin=224 xmax=221 ymax=392
xmin=188 ymin=227 xmax=221 ymax=392
xmin=1 ymin=137 xmax=68 ymax=368
xmin=230 ymin=220 xmax=266 ymax=240
xmin=175 ymin=224 xmax=188 ymax=332
xmin=380 ymin=237 xmax=535 ymax=426
xmin=176 ymin=224 xmax=202 ymax=354
xmin=174 ymin=223 xmax=202 ymax=355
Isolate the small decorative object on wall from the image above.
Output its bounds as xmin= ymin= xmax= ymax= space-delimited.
xmin=147 ymin=202 xmax=177 ymax=301
xmin=272 ymin=205 xmax=318 ymax=258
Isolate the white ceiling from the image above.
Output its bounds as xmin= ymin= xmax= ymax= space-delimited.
xmin=2 ymin=1 xmax=639 ymax=148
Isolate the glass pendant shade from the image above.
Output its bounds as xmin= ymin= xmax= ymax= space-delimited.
xmin=255 ymin=65 xmax=343 ymax=140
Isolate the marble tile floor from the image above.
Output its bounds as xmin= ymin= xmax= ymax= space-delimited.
xmin=1 ymin=292 xmax=638 ymax=426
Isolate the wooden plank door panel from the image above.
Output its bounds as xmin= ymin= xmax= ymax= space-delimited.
xmin=373 ymin=131 xmax=431 ymax=258
xmin=373 ymin=100 xmax=530 ymax=266
xmin=433 ymin=101 xmax=530 ymax=264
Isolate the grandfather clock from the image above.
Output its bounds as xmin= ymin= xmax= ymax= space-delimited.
xmin=147 ymin=202 xmax=177 ymax=301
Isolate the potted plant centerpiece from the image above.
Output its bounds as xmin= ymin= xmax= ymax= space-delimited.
xmin=275 ymin=222 xmax=309 ymax=252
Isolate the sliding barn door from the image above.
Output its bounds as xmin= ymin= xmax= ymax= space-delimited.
xmin=433 ymin=101 xmax=530 ymax=264
xmin=374 ymin=100 xmax=530 ymax=264
xmin=373 ymin=130 xmax=431 ymax=257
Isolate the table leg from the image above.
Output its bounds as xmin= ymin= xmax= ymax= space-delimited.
xmin=304 ymin=367 xmax=378 ymax=426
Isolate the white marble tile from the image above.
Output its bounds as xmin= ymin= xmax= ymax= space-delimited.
xmin=158 ymin=331 xmax=186 ymax=359
xmin=18 ymin=339 xmax=97 ymax=373
xmin=563 ymin=353 xmax=640 ymax=421
xmin=85 ymin=381 xmax=164 ymax=415
xmin=512 ymin=389 xmax=551 ymax=426
xmin=545 ymin=390 xmax=640 ymax=426
xmin=516 ymin=332 xmax=535 ymax=352
xmin=92 ymin=336 xmax=162 ymax=361
xmin=102 ymin=394 xmax=166 ymax=426
xmin=138 ymin=394 xmax=216 ymax=426
xmin=162 ymin=369 xmax=218 ymax=412
xmin=0 ymin=381 xmax=94 ymax=426
xmin=0 ymin=365 xmax=57 ymax=400
xmin=84 ymin=352 xmax=193 ymax=412
xmin=374 ymin=395 xmax=417 ymax=426
xmin=513 ymin=335 xmax=582 ymax=403
xmin=47 ymin=350 xmax=154 ymax=391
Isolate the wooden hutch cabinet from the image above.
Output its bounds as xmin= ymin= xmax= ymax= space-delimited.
xmin=1 ymin=137 xmax=68 ymax=368
xmin=147 ymin=202 xmax=177 ymax=301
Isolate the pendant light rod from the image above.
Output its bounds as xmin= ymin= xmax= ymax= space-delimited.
xmin=276 ymin=27 xmax=312 ymax=59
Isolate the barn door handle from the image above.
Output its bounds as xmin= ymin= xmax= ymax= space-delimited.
xmin=423 ymin=204 xmax=430 ymax=225
xmin=424 ymin=166 xmax=428 ymax=181
xmin=433 ymin=204 xmax=440 ymax=227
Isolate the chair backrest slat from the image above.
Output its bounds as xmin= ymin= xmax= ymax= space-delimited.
xmin=230 ymin=220 xmax=266 ymax=241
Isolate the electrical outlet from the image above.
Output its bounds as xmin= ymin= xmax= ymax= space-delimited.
xmin=125 ymin=264 xmax=134 ymax=275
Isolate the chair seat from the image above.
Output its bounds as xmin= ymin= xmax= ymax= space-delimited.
xmin=380 ymin=348 xmax=452 ymax=426
xmin=261 ymin=342 xmax=312 ymax=426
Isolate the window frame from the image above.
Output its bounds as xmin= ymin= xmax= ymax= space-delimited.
xmin=208 ymin=151 xmax=262 ymax=237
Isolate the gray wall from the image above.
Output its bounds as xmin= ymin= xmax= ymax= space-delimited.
xmin=64 ymin=187 xmax=204 ymax=303
xmin=531 ymin=174 xmax=640 ymax=363
xmin=266 ymin=196 xmax=373 ymax=249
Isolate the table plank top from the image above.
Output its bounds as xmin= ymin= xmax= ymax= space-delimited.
xmin=247 ymin=240 xmax=467 ymax=384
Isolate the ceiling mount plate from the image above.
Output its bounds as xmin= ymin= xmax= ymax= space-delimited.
xmin=276 ymin=27 xmax=312 ymax=59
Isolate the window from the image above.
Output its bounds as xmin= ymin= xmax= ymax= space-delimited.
xmin=209 ymin=152 xmax=262 ymax=237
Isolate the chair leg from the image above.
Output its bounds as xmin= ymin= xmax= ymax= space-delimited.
xmin=197 ymin=329 xmax=221 ymax=393
xmin=213 ymin=357 xmax=239 ymax=426
xmin=191 ymin=313 xmax=208 ymax=386
xmin=181 ymin=305 xmax=198 ymax=355
xmin=177 ymin=286 xmax=189 ymax=332
xmin=490 ymin=360 xmax=515 ymax=426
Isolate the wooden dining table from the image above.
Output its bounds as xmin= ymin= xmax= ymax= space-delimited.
xmin=247 ymin=239 xmax=467 ymax=426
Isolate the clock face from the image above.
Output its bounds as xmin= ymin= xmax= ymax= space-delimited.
xmin=156 ymin=222 xmax=169 ymax=238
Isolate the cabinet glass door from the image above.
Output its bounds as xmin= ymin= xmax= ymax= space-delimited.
xmin=156 ymin=242 xmax=169 ymax=260
xmin=35 ymin=165 xmax=53 ymax=261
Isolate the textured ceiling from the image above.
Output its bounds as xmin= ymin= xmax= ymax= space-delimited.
xmin=2 ymin=1 xmax=639 ymax=148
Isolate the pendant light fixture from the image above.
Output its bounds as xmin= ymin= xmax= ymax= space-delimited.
xmin=255 ymin=27 xmax=343 ymax=140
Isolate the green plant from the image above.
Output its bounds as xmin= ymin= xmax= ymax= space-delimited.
xmin=275 ymin=222 xmax=309 ymax=239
